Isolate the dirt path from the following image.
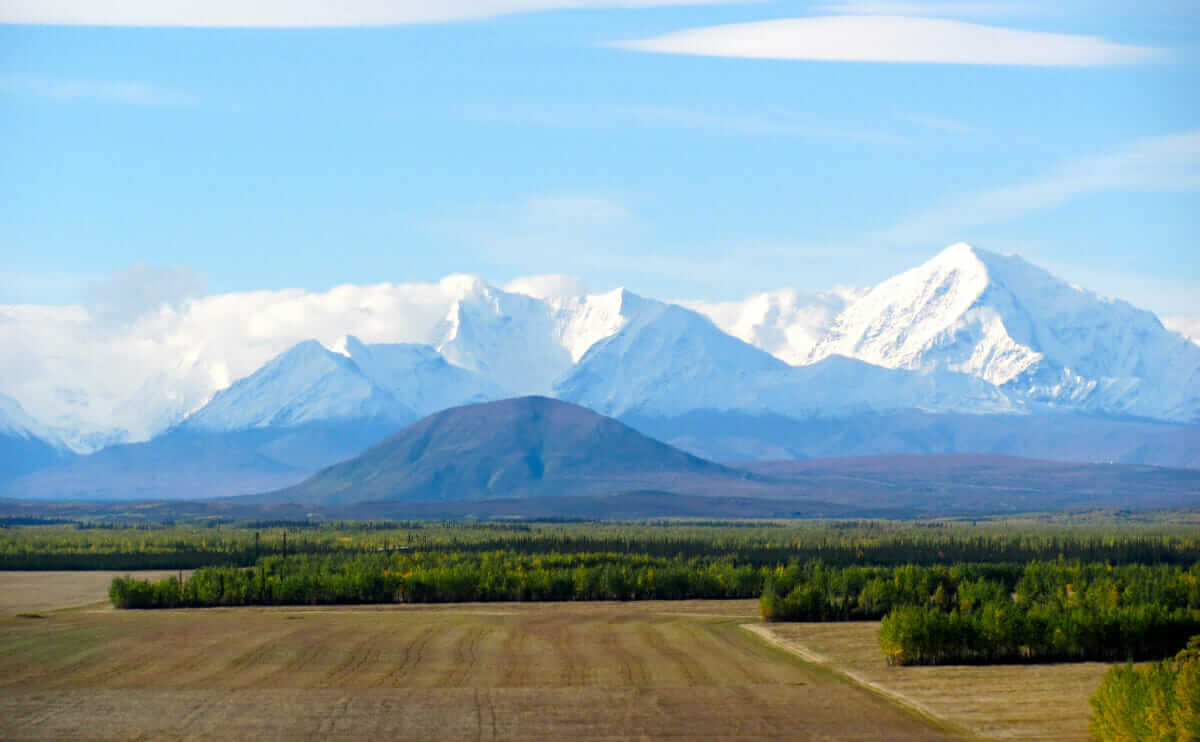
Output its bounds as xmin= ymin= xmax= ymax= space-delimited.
xmin=752 ymin=621 xmax=1111 ymax=741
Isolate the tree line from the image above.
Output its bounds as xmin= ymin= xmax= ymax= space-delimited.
xmin=108 ymin=551 xmax=767 ymax=607
xmin=9 ymin=517 xmax=1200 ymax=570
xmin=871 ymin=562 xmax=1200 ymax=664
xmin=759 ymin=561 xmax=1200 ymax=664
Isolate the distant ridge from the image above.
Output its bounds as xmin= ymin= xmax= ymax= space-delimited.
xmin=245 ymin=397 xmax=1200 ymax=516
xmin=253 ymin=396 xmax=747 ymax=507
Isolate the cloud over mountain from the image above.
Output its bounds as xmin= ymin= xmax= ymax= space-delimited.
xmin=1 ymin=244 xmax=1197 ymax=455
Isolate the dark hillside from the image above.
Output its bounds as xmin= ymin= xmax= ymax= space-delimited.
xmin=255 ymin=396 xmax=748 ymax=506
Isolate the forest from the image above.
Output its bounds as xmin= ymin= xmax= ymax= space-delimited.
xmin=5 ymin=515 xmax=1200 ymax=569
xmin=6 ymin=515 xmax=1199 ymax=668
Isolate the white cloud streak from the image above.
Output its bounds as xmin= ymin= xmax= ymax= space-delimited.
xmin=881 ymin=130 xmax=1200 ymax=244
xmin=3 ymin=77 xmax=192 ymax=106
xmin=616 ymin=15 xmax=1164 ymax=66
xmin=503 ymin=274 xmax=591 ymax=300
xmin=816 ymin=1 xmax=1032 ymax=17
xmin=1 ymin=0 xmax=734 ymax=27
xmin=457 ymin=101 xmax=901 ymax=143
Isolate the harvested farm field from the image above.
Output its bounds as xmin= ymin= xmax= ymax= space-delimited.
xmin=0 ymin=570 xmax=187 ymax=615
xmin=755 ymin=621 xmax=1111 ymax=742
xmin=0 ymin=590 xmax=961 ymax=741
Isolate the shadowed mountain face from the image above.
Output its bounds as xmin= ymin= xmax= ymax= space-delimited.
xmin=256 ymin=396 xmax=744 ymax=507
xmin=0 ymin=432 xmax=69 ymax=483
xmin=3 ymin=421 xmax=407 ymax=501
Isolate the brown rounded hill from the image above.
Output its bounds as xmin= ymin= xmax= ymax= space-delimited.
xmin=252 ymin=396 xmax=746 ymax=507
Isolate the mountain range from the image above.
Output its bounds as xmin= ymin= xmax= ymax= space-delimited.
xmin=2 ymin=243 xmax=1199 ymax=500
xmin=0 ymin=394 xmax=69 ymax=481
xmin=231 ymin=397 xmax=1200 ymax=518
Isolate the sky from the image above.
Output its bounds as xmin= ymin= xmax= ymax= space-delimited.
xmin=1 ymin=0 xmax=1198 ymax=320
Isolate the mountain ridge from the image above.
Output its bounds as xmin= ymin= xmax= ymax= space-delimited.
xmin=4 ymin=242 xmax=1198 ymax=500
xmin=246 ymin=399 xmax=1200 ymax=517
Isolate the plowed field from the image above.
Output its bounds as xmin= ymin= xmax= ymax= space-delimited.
xmin=0 ymin=578 xmax=960 ymax=741
xmin=756 ymin=621 xmax=1108 ymax=741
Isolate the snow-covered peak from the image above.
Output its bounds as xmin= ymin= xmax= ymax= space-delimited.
xmin=435 ymin=286 xmax=569 ymax=395
xmin=181 ymin=340 xmax=414 ymax=433
xmin=543 ymin=287 xmax=642 ymax=363
xmin=681 ymin=288 xmax=854 ymax=366
xmin=809 ymin=242 xmax=998 ymax=372
xmin=935 ymin=240 xmax=988 ymax=266
xmin=809 ymin=243 xmax=1200 ymax=422
xmin=0 ymin=393 xmax=56 ymax=442
xmin=555 ymin=298 xmax=795 ymax=418
xmin=554 ymin=294 xmax=1020 ymax=421
xmin=438 ymin=273 xmax=490 ymax=299
xmin=432 ymin=284 xmax=649 ymax=395
xmin=339 ymin=336 xmax=504 ymax=416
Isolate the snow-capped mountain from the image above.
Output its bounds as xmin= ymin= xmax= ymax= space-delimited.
xmin=433 ymin=276 xmax=572 ymax=395
xmin=332 ymin=335 xmax=503 ymax=416
xmin=4 ymin=242 xmax=1198 ymax=491
xmin=431 ymin=277 xmax=636 ymax=395
xmin=555 ymin=292 xmax=795 ymax=418
xmin=807 ymin=243 xmax=1200 ymax=422
xmin=0 ymin=393 xmax=61 ymax=446
xmin=0 ymin=393 xmax=71 ymax=480
xmin=680 ymin=288 xmax=859 ymax=366
xmin=555 ymin=291 xmax=1019 ymax=420
xmin=181 ymin=340 xmax=415 ymax=433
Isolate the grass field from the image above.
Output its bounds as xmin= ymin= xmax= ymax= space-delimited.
xmin=755 ymin=621 xmax=1110 ymax=741
xmin=0 ymin=574 xmax=960 ymax=741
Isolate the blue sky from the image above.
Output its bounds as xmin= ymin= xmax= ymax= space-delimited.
xmin=1 ymin=0 xmax=1197 ymax=318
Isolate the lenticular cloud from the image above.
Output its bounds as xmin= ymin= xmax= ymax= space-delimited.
xmin=618 ymin=16 xmax=1162 ymax=67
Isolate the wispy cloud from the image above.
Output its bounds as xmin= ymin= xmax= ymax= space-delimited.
xmin=425 ymin=193 xmax=651 ymax=270
xmin=618 ymin=104 xmax=904 ymax=143
xmin=816 ymin=1 xmax=1033 ymax=17
xmin=899 ymin=112 xmax=972 ymax=134
xmin=616 ymin=16 xmax=1164 ymax=66
xmin=1 ymin=0 xmax=736 ymax=27
xmin=1034 ymin=260 xmax=1200 ymax=322
xmin=458 ymin=101 xmax=901 ymax=143
xmin=880 ymin=130 xmax=1200 ymax=244
xmin=85 ymin=264 xmax=207 ymax=327
xmin=3 ymin=76 xmax=192 ymax=106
